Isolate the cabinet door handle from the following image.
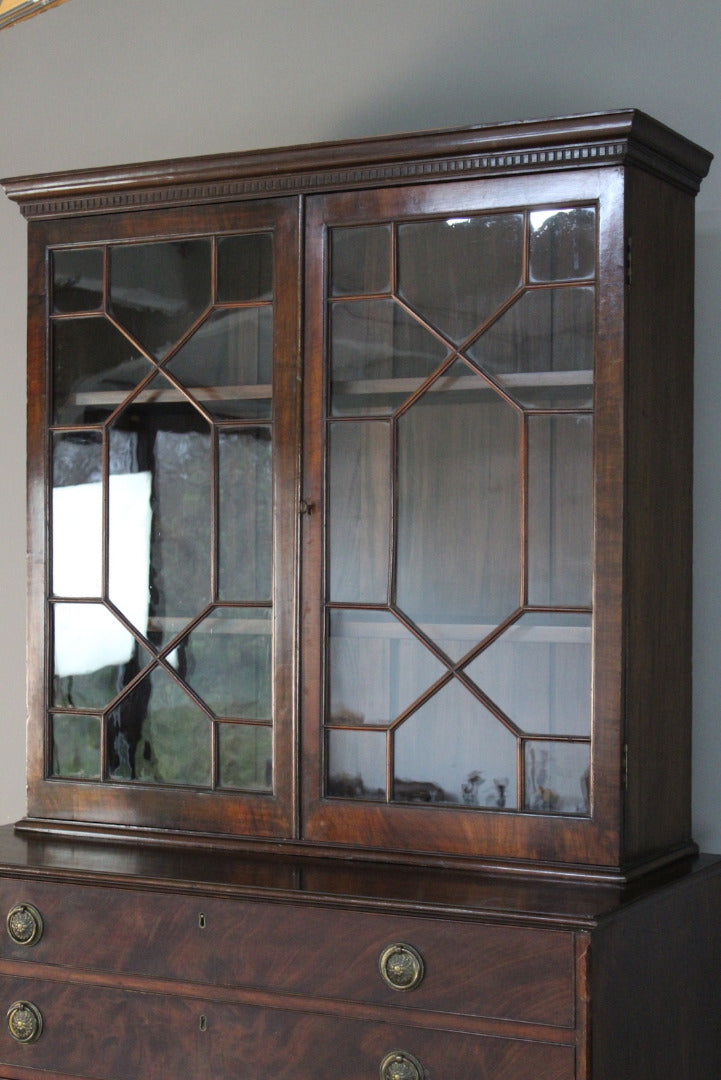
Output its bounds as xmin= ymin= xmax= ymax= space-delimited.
xmin=6 ymin=1001 xmax=43 ymax=1044
xmin=378 ymin=943 xmax=424 ymax=991
xmin=379 ymin=1050 xmax=424 ymax=1080
xmin=6 ymin=904 xmax=44 ymax=947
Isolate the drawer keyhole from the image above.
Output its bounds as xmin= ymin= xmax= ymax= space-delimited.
xmin=199 ymin=1014 xmax=207 ymax=1032
xmin=198 ymin=913 xmax=206 ymax=930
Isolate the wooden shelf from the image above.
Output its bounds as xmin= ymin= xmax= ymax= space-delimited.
xmin=74 ymin=384 xmax=272 ymax=406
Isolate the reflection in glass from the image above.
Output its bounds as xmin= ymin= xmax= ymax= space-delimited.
xmin=467 ymin=287 xmax=595 ymax=409
xmin=328 ymin=421 xmax=390 ymax=603
xmin=464 ymin=612 xmax=591 ymax=736
xmin=397 ymin=213 xmax=524 ymax=344
xmin=109 ymin=239 xmax=212 ymax=359
xmin=396 ymin=363 xmax=522 ymax=660
xmin=108 ymin=389 xmax=212 ymax=638
xmin=330 ymin=225 xmax=391 ymax=297
xmin=53 ymin=430 xmax=103 ymax=488
xmin=51 ymin=714 xmax=102 ymax=779
xmin=52 ymin=432 xmax=103 ymax=598
xmin=327 ymin=728 xmax=387 ymax=800
xmin=525 ymin=740 xmax=590 ymax=814
xmin=52 ymin=316 xmax=152 ymax=425
xmin=107 ymin=665 xmax=211 ymax=786
xmin=217 ymin=233 xmax=273 ymax=302
xmin=53 ymin=602 xmax=152 ymax=709
xmin=218 ymin=723 xmax=272 ymax=791
xmin=218 ymin=428 xmax=272 ymax=602
xmin=175 ymin=607 xmax=271 ymax=719
xmin=528 ymin=207 xmax=596 ymax=283
xmin=394 ymin=679 xmax=517 ymax=808
xmin=330 ymin=299 xmax=447 ymax=416
xmin=53 ymin=248 xmax=103 ymax=314
xmin=167 ymin=307 xmax=272 ymax=420
xmin=328 ymin=609 xmax=446 ymax=726
xmin=528 ymin=414 xmax=593 ymax=606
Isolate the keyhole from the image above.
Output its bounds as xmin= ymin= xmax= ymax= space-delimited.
xmin=199 ymin=1015 xmax=207 ymax=1032
xmin=198 ymin=912 xmax=206 ymax=929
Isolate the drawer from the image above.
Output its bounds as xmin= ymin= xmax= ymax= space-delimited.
xmin=0 ymin=878 xmax=575 ymax=1027
xmin=0 ymin=973 xmax=575 ymax=1080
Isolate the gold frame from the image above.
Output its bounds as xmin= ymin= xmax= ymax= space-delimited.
xmin=0 ymin=0 xmax=70 ymax=31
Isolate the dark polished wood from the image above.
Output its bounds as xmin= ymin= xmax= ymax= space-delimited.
xmin=7 ymin=112 xmax=712 ymax=878
xmin=0 ymin=828 xmax=720 ymax=1079
xmin=1 ymin=113 xmax=717 ymax=1078
xmin=2 ymin=109 xmax=711 ymax=220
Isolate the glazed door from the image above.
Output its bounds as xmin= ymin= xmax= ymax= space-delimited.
xmin=301 ymin=170 xmax=626 ymax=866
xmin=27 ymin=197 xmax=301 ymax=840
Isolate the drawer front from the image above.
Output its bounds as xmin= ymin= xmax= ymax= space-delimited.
xmin=0 ymin=878 xmax=574 ymax=1027
xmin=0 ymin=974 xmax=575 ymax=1080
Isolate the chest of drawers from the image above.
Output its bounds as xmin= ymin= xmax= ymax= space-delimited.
xmin=1 ymin=828 xmax=720 ymax=1080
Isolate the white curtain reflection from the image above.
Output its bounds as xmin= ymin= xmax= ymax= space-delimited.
xmin=53 ymin=472 xmax=152 ymax=676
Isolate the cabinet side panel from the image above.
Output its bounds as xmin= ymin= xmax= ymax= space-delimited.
xmin=623 ymin=168 xmax=696 ymax=863
xmin=26 ymin=222 xmax=50 ymax=803
xmin=590 ymin=861 xmax=721 ymax=1079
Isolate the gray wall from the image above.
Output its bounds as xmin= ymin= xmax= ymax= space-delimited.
xmin=1 ymin=0 xmax=720 ymax=849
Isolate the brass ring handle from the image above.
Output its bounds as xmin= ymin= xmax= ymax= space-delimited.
xmin=6 ymin=904 xmax=44 ymax=947
xmin=378 ymin=943 xmax=424 ymax=992
xmin=7 ymin=1001 xmax=43 ymax=1044
xmin=379 ymin=1050 xmax=424 ymax=1080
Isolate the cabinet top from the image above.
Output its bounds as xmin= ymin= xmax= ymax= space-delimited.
xmin=2 ymin=109 xmax=712 ymax=220
xmin=1 ymin=824 xmax=720 ymax=929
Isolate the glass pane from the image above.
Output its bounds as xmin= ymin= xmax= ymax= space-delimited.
xmin=218 ymin=428 xmax=272 ymax=602
xmin=53 ymin=430 xmax=103 ymax=487
xmin=218 ymin=723 xmax=272 ymax=791
xmin=53 ymin=248 xmax=103 ymax=313
xmin=166 ymin=307 xmax=272 ymax=420
xmin=528 ymin=415 xmax=593 ymax=606
xmin=329 ymin=299 xmax=447 ymax=416
xmin=52 ymin=432 xmax=103 ymax=598
xmin=467 ymin=287 xmax=595 ymax=409
xmin=394 ymin=679 xmax=517 ymax=808
xmin=107 ymin=665 xmax=211 ymax=787
xmin=328 ymin=609 xmax=446 ymax=726
xmin=53 ymin=602 xmax=152 ymax=709
xmin=52 ymin=316 xmax=152 ymax=425
xmin=396 ymin=362 xmax=522 ymax=660
xmin=51 ymin=714 xmax=102 ymax=779
xmin=397 ymin=213 xmax=524 ymax=344
xmin=464 ymin=612 xmax=591 ymax=736
xmin=525 ymin=740 xmax=590 ymax=814
xmin=327 ymin=728 xmax=387 ymax=800
xmin=108 ymin=384 xmax=212 ymax=644
xmin=174 ymin=607 xmax=271 ymax=719
xmin=217 ymin=233 xmax=273 ymax=302
xmin=330 ymin=225 xmax=391 ymax=297
xmin=528 ymin=207 xmax=596 ymax=283
xmin=328 ymin=421 xmax=390 ymax=603
xmin=108 ymin=239 xmax=212 ymax=359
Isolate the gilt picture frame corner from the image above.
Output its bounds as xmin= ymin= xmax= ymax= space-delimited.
xmin=0 ymin=0 xmax=70 ymax=32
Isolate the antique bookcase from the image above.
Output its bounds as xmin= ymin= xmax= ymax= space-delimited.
xmin=0 ymin=110 xmax=719 ymax=1080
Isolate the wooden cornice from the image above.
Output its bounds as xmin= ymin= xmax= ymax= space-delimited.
xmin=2 ymin=109 xmax=713 ymax=219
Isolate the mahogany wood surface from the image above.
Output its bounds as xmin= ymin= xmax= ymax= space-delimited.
xmin=0 ymin=829 xmax=720 ymax=1079
xmin=1 ymin=113 xmax=718 ymax=1079
xmin=3 ymin=109 xmax=711 ymax=218
xmin=11 ymin=114 xmax=711 ymax=876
